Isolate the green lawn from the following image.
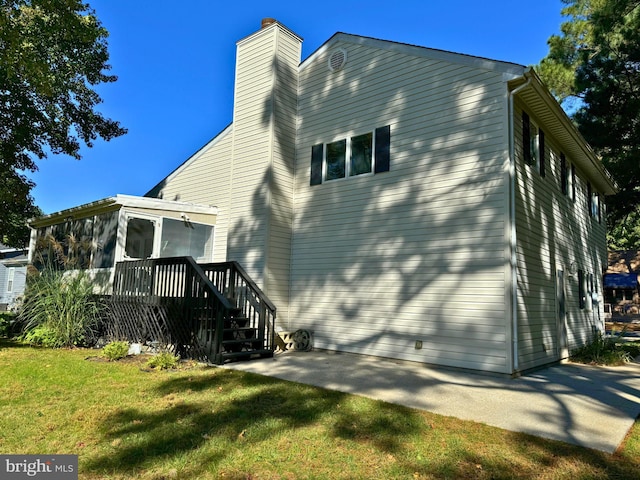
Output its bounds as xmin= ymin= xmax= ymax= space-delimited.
xmin=1 ymin=338 xmax=639 ymax=479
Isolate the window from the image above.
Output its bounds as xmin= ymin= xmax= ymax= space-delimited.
xmin=93 ymin=210 xmax=118 ymax=268
xmin=125 ymin=217 xmax=155 ymax=259
xmin=522 ymin=112 xmax=544 ymax=176
xmin=6 ymin=268 xmax=15 ymax=292
xmin=326 ymin=139 xmax=346 ymax=181
xmin=560 ymin=153 xmax=575 ymax=201
xmin=160 ymin=218 xmax=214 ymax=262
xmin=588 ymin=183 xmax=601 ymax=221
xmin=310 ymin=125 xmax=390 ymax=185
xmin=351 ymin=132 xmax=373 ymax=176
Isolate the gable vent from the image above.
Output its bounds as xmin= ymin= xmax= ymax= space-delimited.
xmin=328 ymin=48 xmax=347 ymax=72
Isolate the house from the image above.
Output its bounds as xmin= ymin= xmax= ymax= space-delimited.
xmin=0 ymin=243 xmax=28 ymax=311
xmin=28 ymin=19 xmax=616 ymax=374
xmin=604 ymin=250 xmax=640 ymax=317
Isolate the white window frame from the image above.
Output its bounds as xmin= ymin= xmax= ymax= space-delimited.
xmin=121 ymin=212 xmax=215 ymax=263
xmin=528 ymin=120 xmax=543 ymax=175
xmin=323 ymin=130 xmax=376 ymax=182
xmin=591 ymin=191 xmax=601 ymax=221
xmin=122 ymin=213 xmax=160 ymax=261
xmin=6 ymin=267 xmax=15 ymax=292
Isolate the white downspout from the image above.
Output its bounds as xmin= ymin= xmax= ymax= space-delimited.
xmin=507 ymin=70 xmax=532 ymax=373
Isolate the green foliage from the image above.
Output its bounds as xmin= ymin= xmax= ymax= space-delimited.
xmin=0 ymin=0 xmax=126 ymax=245
xmin=607 ymin=207 xmax=640 ymax=250
xmin=0 ymin=168 xmax=41 ymax=248
xmin=146 ymin=352 xmax=179 ymax=370
xmin=570 ymin=330 xmax=634 ymax=365
xmin=0 ymin=312 xmax=15 ymax=337
xmin=18 ymin=266 xmax=105 ymax=348
xmin=1 ymin=342 xmax=640 ymax=479
xmin=537 ymin=1 xmax=640 ymax=233
xmin=21 ymin=324 xmax=58 ymax=347
xmin=102 ymin=341 xmax=130 ymax=361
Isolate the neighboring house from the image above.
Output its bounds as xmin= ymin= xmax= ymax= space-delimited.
xmin=604 ymin=250 xmax=640 ymax=317
xmin=0 ymin=244 xmax=28 ymax=311
xmin=29 ymin=19 xmax=616 ymax=374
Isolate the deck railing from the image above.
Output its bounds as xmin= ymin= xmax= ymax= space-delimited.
xmin=107 ymin=256 xmax=275 ymax=364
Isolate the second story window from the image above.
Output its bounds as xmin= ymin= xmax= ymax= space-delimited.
xmin=311 ymin=125 xmax=390 ymax=185
xmin=522 ymin=111 xmax=545 ymax=176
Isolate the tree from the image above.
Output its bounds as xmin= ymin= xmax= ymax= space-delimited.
xmin=0 ymin=167 xmax=41 ymax=247
xmin=0 ymin=0 xmax=126 ymax=247
xmin=537 ymin=0 xmax=640 ymax=247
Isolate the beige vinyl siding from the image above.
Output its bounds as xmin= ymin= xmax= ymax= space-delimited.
xmin=292 ymin=40 xmax=511 ymax=373
xmin=229 ymin=24 xmax=300 ymax=325
xmin=264 ymin=27 xmax=300 ymax=325
xmin=229 ymin=28 xmax=276 ymax=281
xmin=514 ymin=103 xmax=607 ymax=371
xmin=150 ymin=129 xmax=232 ymax=264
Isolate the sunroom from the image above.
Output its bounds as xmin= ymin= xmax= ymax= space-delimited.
xmin=28 ymin=195 xmax=217 ymax=292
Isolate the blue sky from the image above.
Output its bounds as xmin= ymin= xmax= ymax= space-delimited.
xmin=28 ymin=0 xmax=566 ymax=214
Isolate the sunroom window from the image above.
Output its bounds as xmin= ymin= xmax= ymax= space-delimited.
xmin=160 ymin=218 xmax=213 ymax=262
xmin=125 ymin=217 xmax=155 ymax=259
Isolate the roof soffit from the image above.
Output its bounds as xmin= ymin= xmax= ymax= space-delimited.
xmin=510 ymin=70 xmax=617 ymax=195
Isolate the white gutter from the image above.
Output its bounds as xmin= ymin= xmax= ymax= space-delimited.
xmin=507 ymin=69 xmax=532 ymax=374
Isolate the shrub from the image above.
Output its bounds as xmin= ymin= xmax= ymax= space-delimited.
xmin=102 ymin=341 xmax=130 ymax=361
xmin=21 ymin=325 xmax=59 ymax=347
xmin=0 ymin=312 xmax=15 ymax=338
xmin=146 ymin=352 xmax=179 ymax=370
xmin=19 ymin=267 xmax=106 ymax=348
xmin=570 ymin=330 xmax=633 ymax=366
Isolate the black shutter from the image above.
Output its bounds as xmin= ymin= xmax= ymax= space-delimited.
xmin=310 ymin=144 xmax=323 ymax=186
xmin=571 ymin=164 xmax=576 ymax=200
xmin=539 ymin=129 xmax=545 ymax=177
xmin=522 ymin=112 xmax=531 ymax=164
xmin=560 ymin=153 xmax=567 ymax=194
xmin=578 ymin=269 xmax=585 ymax=309
xmin=374 ymin=125 xmax=391 ymax=173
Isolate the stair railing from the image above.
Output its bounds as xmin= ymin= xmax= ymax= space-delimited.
xmin=199 ymin=261 xmax=277 ymax=353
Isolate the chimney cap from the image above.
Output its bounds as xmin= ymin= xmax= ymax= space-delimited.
xmin=261 ymin=18 xmax=276 ymax=29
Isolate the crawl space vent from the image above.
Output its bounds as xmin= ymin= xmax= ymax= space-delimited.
xmin=328 ymin=48 xmax=347 ymax=72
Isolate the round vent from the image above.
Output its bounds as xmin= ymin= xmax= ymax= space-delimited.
xmin=328 ymin=48 xmax=347 ymax=72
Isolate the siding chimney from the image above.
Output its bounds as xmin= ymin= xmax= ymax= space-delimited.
xmin=229 ymin=20 xmax=302 ymax=324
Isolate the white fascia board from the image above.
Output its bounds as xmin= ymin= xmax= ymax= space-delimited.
xmin=29 ymin=197 xmax=120 ymax=227
xmin=114 ymin=195 xmax=218 ymax=215
xmin=511 ymin=69 xmax=617 ymax=195
xmin=29 ymin=195 xmax=218 ymax=228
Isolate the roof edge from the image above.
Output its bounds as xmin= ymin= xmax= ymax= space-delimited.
xmin=301 ymin=32 xmax=526 ymax=76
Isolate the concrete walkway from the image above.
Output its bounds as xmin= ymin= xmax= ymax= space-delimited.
xmin=222 ymin=351 xmax=640 ymax=453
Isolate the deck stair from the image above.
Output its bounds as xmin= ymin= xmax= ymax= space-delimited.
xmin=107 ymin=257 xmax=276 ymax=364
